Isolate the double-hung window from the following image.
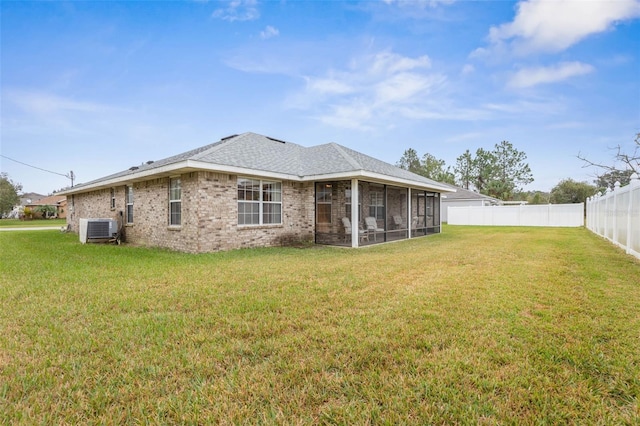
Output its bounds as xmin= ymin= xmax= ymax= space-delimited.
xmin=262 ymin=181 xmax=282 ymax=224
xmin=237 ymin=178 xmax=282 ymax=225
xmin=126 ymin=186 xmax=134 ymax=224
xmin=345 ymin=185 xmax=362 ymax=222
xmin=369 ymin=191 xmax=385 ymax=220
xmin=316 ymin=183 xmax=332 ymax=223
xmin=110 ymin=188 xmax=116 ymax=209
xmin=169 ymin=178 xmax=182 ymax=226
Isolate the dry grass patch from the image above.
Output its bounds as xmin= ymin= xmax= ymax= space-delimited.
xmin=1 ymin=226 xmax=639 ymax=424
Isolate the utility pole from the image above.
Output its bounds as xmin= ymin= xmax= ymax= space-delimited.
xmin=67 ymin=171 xmax=75 ymax=187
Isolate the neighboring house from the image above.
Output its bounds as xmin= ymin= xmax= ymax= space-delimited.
xmin=441 ymin=184 xmax=502 ymax=223
xmin=19 ymin=192 xmax=45 ymax=207
xmin=60 ymin=132 xmax=454 ymax=253
xmin=5 ymin=192 xmax=46 ymax=219
xmin=25 ymin=195 xmax=67 ymax=219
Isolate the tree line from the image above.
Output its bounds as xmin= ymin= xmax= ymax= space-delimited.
xmin=397 ymin=140 xmax=534 ymax=200
xmin=397 ymin=133 xmax=640 ymax=204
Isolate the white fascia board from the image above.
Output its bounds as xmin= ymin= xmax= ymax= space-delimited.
xmin=60 ymin=160 xmax=456 ymax=195
xmin=303 ymin=170 xmax=456 ymax=193
xmin=59 ymin=161 xmax=194 ymax=195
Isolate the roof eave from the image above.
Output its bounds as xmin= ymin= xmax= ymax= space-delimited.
xmin=58 ymin=161 xmax=196 ymax=195
xmin=59 ymin=161 xmax=456 ymax=196
xmin=303 ymin=170 xmax=455 ymax=192
xmin=58 ymin=160 xmax=304 ymax=195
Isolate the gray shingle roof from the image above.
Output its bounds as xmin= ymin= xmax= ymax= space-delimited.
xmin=441 ymin=183 xmax=501 ymax=202
xmin=66 ymin=132 xmax=452 ymax=193
xmin=194 ymin=133 xmax=306 ymax=175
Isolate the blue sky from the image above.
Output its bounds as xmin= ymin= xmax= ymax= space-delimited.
xmin=2 ymin=0 xmax=639 ymax=195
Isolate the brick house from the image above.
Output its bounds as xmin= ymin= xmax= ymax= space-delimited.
xmin=26 ymin=195 xmax=68 ymax=219
xmin=60 ymin=132 xmax=454 ymax=253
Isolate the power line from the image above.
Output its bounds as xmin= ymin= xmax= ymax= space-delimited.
xmin=0 ymin=154 xmax=74 ymax=185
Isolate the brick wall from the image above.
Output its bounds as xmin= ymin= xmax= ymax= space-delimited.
xmin=67 ymin=172 xmax=315 ymax=253
xmin=68 ymin=187 xmax=121 ymax=230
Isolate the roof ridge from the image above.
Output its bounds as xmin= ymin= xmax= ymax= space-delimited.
xmin=190 ymin=133 xmax=248 ymax=161
xmin=328 ymin=142 xmax=362 ymax=170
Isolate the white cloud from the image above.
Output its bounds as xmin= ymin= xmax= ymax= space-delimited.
xmin=224 ymin=54 xmax=296 ymax=75
xmin=374 ymin=72 xmax=443 ymax=104
xmin=306 ymin=78 xmax=354 ymax=95
xmin=383 ymin=0 xmax=455 ymax=8
xmin=488 ymin=0 xmax=640 ymax=54
xmin=508 ymin=61 xmax=595 ymax=88
xmin=5 ymin=90 xmax=114 ymax=115
xmin=212 ymin=0 xmax=259 ymax=22
xmin=286 ymin=49 xmax=523 ymax=129
xmin=368 ymin=51 xmax=431 ymax=75
xmin=461 ymin=64 xmax=475 ymax=75
xmin=288 ymin=50 xmax=453 ymax=130
xmin=260 ymin=25 xmax=279 ymax=39
xmin=483 ymin=98 xmax=565 ymax=115
xmin=365 ymin=0 xmax=456 ymax=22
xmin=317 ymin=102 xmax=375 ymax=131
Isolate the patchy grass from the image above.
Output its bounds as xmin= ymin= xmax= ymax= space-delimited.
xmin=1 ymin=226 xmax=638 ymax=424
xmin=0 ymin=218 xmax=66 ymax=228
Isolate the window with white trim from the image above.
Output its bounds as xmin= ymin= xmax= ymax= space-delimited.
xmin=316 ymin=183 xmax=332 ymax=223
xmin=110 ymin=188 xmax=116 ymax=209
xmin=126 ymin=186 xmax=134 ymax=224
xmin=237 ymin=178 xmax=282 ymax=225
xmin=345 ymin=188 xmax=351 ymax=220
xmin=369 ymin=190 xmax=385 ymax=220
xmin=169 ymin=178 xmax=181 ymax=226
xmin=345 ymin=184 xmax=362 ymax=222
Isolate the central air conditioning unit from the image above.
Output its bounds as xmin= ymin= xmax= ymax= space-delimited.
xmin=79 ymin=218 xmax=119 ymax=244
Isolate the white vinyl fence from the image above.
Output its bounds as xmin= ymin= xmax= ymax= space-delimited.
xmin=448 ymin=204 xmax=584 ymax=227
xmin=586 ymin=174 xmax=640 ymax=259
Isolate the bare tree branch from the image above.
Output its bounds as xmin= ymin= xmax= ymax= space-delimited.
xmin=577 ymin=151 xmax=619 ymax=172
xmin=577 ymin=133 xmax=640 ymax=176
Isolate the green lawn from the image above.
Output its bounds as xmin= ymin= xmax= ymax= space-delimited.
xmin=0 ymin=218 xmax=66 ymax=228
xmin=1 ymin=226 xmax=638 ymax=424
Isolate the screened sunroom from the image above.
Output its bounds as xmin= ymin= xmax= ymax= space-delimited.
xmin=314 ymin=179 xmax=442 ymax=247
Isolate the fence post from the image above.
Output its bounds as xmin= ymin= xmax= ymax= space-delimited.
xmin=598 ymin=191 xmax=604 ymax=236
xmin=592 ymin=195 xmax=596 ymax=233
xmin=596 ymin=194 xmax=600 ymax=232
xmin=596 ymin=193 xmax=600 ymax=234
xmin=627 ymin=173 xmax=639 ymax=255
xmin=613 ymin=181 xmax=620 ymax=245
xmin=604 ymin=188 xmax=610 ymax=241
